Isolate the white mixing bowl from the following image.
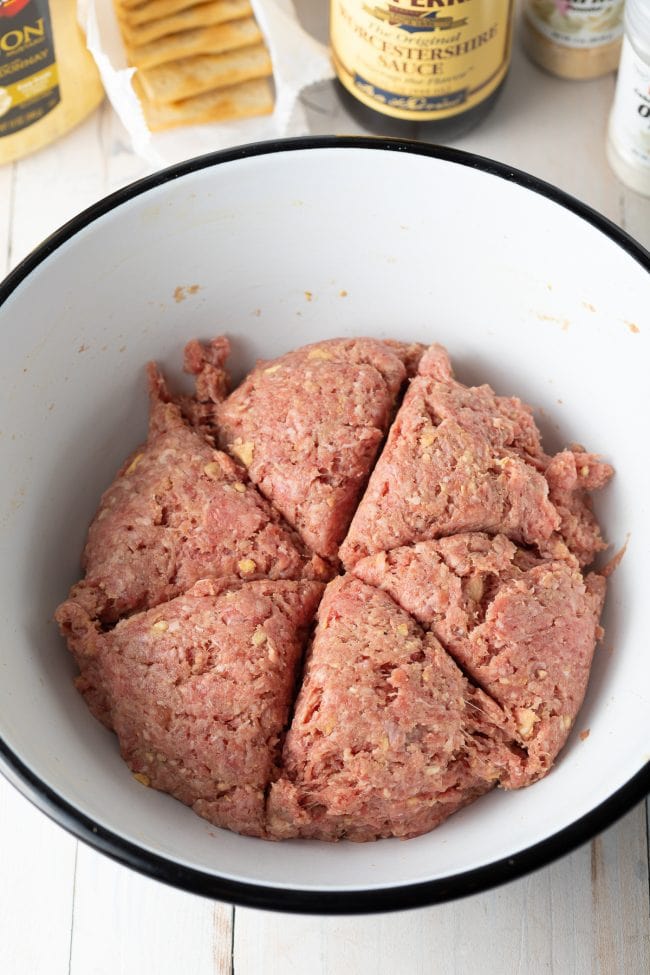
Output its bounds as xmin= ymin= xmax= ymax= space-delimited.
xmin=0 ymin=138 xmax=648 ymax=913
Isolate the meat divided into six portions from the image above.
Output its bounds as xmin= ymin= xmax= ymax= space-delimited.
xmin=56 ymin=337 xmax=614 ymax=842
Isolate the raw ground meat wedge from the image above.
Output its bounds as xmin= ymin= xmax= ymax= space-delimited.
xmin=62 ymin=363 xmax=329 ymax=626
xmin=544 ymin=447 xmax=614 ymax=567
xmin=340 ymin=344 xmax=611 ymax=568
xmin=56 ymin=578 xmax=324 ymax=837
xmin=54 ymin=598 xmax=113 ymax=730
xmin=380 ymin=339 xmax=427 ymax=377
xmin=177 ymin=336 xmax=231 ymax=438
xmin=266 ymin=576 xmax=528 ymax=842
xmin=352 ymin=533 xmax=606 ymax=782
xmin=211 ymin=338 xmax=418 ymax=561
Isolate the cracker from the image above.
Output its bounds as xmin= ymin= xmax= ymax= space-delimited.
xmin=119 ymin=0 xmax=252 ymax=46
xmin=137 ymin=44 xmax=272 ymax=103
xmin=133 ymin=75 xmax=274 ymax=130
xmin=126 ymin=18 xmax=262 ymax=69
xmin=116 ymin=0 xmax=198 ymax=17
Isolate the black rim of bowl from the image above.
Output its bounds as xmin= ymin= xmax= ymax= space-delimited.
xmin=0 ymin=135 xmax=648 ymax=915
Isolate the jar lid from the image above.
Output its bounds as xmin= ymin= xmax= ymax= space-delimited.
xmin=626 ymin=0 xmax=650 ymax=43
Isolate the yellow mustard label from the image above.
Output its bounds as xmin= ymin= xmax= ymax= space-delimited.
xmin=0 ymin=63 xmax=58 ymax=111
xmin=0 ymin=3 xmax=60 ymax=139
xmin=330 ymin=0 xmax=514 ymax=121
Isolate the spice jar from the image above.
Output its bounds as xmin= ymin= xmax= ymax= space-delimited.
xmin=330 ymin=0 xmax=515 ymax=141
xmin=0 ymin=0 xmax=104 ymax=165
xmin=607 ymin=0 xmax=650 ymax=197
xmin=523 ymin=0 xmax=625 ymax=80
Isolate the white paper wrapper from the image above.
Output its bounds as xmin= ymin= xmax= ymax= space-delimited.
xmin=78 ymin=0 xmax=334 ymax=167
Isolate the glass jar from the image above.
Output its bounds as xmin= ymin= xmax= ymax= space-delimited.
xmin=606 ymin=0 xmax=650 ymax=197
xmin=0 ymin=0 xmax=104 ymax=165
xmin=522 ymin=0 xmax=625 ymax=81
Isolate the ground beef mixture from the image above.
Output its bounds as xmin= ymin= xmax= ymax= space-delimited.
xmin=56 ymin=578 xmax=323 ymax=837
xmin=340 ymin=344 xmax=612 ymax=568
xmin=67 ymin=363 xmax=329 ymax=627
xmin=267 ymin=577 xmax=529 ymax=841
xmin=213 ymin=338 xmax=425 ymax=560
xmin=352 ymin=533 xmax=605 ymax=783
xmin=56 ymin=338 xmax=612 ymax=842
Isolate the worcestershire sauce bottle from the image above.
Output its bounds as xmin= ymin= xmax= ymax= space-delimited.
xmin=330 ymin=0 xmax=515 ymax=139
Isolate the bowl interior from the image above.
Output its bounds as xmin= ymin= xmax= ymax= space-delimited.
xmin=0 ymin=142 xmax=648 ymax=899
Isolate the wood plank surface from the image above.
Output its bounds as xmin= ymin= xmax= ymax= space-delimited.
xmin=8 ymin=111 xmax=107 ymax=268
xmin=0 ymin=783 xmax=77 ymax=975
xmin=0 ymin=2 xmax=648 ymax=973
xmin=621 ymin=190 xmax=650 ymax=248
xmin=69 ymin=843 xmax=233 ymax=975
xmin=0 ymin=162 xmax=13 ymax=276
xmin=234 ymin=805 xmax=649 ymax=975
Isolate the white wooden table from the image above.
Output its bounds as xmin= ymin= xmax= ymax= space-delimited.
xmin=1 ymin=5 xmax=649 ymax=973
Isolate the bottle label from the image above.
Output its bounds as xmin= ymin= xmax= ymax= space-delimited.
xmin=330 ymin=0 xmax=514 ymax=122
xmin=0 ymin=0 xmax=59 ymax=140
xmin=609 ymin=36 xmax=650 ymax=171
xmin=526 ymin=0 xmax=624 ymax=50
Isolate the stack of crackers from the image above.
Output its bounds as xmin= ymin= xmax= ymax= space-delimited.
xmin=115 ymin=0 xmax=275 ymax=131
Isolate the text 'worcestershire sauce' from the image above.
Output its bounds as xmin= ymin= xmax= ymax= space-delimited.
xmin=330 ymin=0 xmax=515 ymax=139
